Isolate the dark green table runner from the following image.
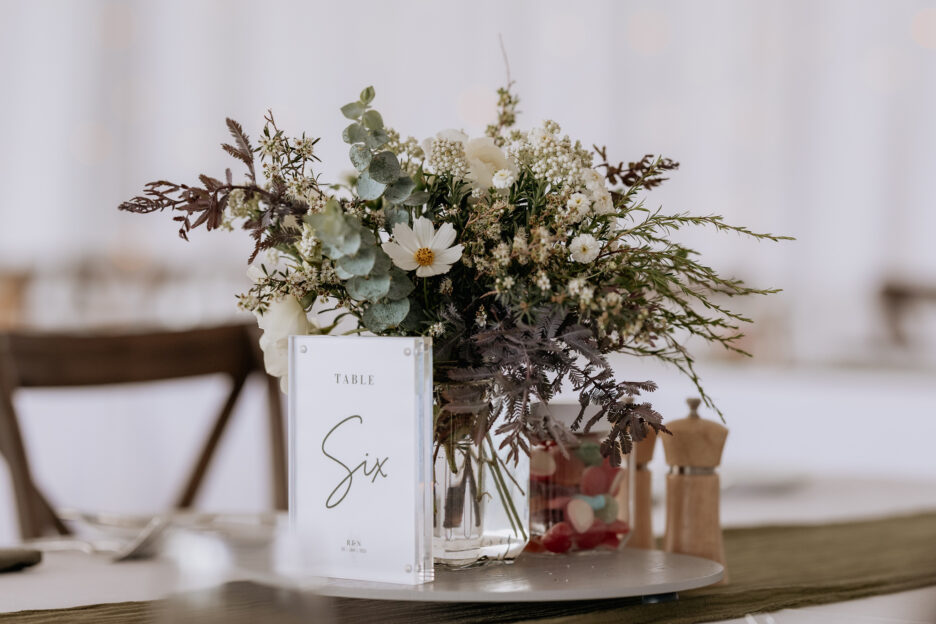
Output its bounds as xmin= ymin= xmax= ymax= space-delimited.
xmin=3 ymin=512 xmax=935 ymax=623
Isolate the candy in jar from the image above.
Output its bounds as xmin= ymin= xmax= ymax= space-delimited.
xmin=526 ymin=403 xmax=634 ymax=554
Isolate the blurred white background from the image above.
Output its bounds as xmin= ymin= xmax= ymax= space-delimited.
xmin=1 ymin=0 xmax=935 ymax=543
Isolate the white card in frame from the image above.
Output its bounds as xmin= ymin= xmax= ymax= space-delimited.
xmin=287 ymin=335 xmax=434 ymax=585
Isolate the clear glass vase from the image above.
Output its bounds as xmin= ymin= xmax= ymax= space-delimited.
xmin=527 ymin=404 xmax=635 ymax=555
xmin=433 ymin=381 xmax=529 ymax=567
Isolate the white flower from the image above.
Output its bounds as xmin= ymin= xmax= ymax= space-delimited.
xmin=529 ymin=127 xmax=548 ymax=146
xmin=496 ymin=275 xmax=515 ymax=292
xmin=581 ymin=168 xmax=606 ymax=192
xmin=492 ymin=241 xmax=511 ymax=265
xmin=464 ymin=137 xmax=517 ymax=190
xmin=566 ymin=192 xmax=591 ymax=222
xmin=569 ymin=233 xmax=601 ymax=263
xmin=381 ymin=216 xmax=463 ymax=278
xmin=492 ymin=168 xmax=516 ymax=189
xmin=423 ymin=129 xmax=469 ymax=179
xmin=592 ymin=188 xmax=615 ymax=215
xmin=579 ymin=285 xmax=595 ymax=305
xmin=255 ymin=295 xmax=312 ymax=394
xmin=535 ymin=271 xmax=551 ymax=292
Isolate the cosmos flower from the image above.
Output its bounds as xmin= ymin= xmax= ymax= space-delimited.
xmin=382 ymin=217 xmax=464 ymax=277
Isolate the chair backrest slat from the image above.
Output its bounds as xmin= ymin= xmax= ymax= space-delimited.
xmin=3 ymin=324 xmax=255 ymax=387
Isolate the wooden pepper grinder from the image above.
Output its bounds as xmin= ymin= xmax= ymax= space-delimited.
xmin=629 ymin=428 xmax=658 ymax=549
xmin=662 ymin=398 xmax=728 ymax=574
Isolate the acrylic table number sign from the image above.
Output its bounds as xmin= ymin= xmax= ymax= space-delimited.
xmin=288 ymin=335 xmax=434 ymax=585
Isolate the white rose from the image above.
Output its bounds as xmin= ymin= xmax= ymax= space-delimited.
xmin=255 ymin=295 xmax=311 ymax=393
xmin=464 ymin=137 xmax=517 ymax=190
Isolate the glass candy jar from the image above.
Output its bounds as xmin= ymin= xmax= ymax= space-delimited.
xmin=526 ymin=403 xmax=635 ymax=555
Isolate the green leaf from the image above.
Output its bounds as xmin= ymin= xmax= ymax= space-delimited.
xmin=365 ymin=128 xmax=389 ymax=149
xmin=334 ymin=264 xmax=355 ymax=280
xmin=337 ymin=245 xmax=377 ymax=276
xmin=386 ymin=267 xmax=415 ymax=301
xmin=342 ymin=122 xmax=367 ymax=145
xmin=384 ymin=206 xmax=409 ymax=230
xmin=362 ymin=109 xmax=383 ymax=130
xmin=371 ymin=248 xmax=392 ymax=273
xmin=359 ymin=86 xmax=375 ymax=105
xmin=346 ymin=273 xmax=391 ymax=302
xmin=321 ymin=231 xmax=360 ymax=259
xmin=341 ymin=101 xmax=365 ymax=120
xmin=368 ymin=151 xmax=401 ymax=184
xmin=306 ymin=199 xmax=361 ymax=258
xmin=356 ymin=171 xmax=386 ymax=200
xmin=363 ymin=298 xmax=410 ymax=332
xmin=305 ymin=199 xmax=346 ymax=242
xmin=383 ymin=176 xmax=416 ymax=204
xmin=349 ymin=144 xmax=372 ymax=172
xmin=402 ymin=190 xmax=430 ymax=207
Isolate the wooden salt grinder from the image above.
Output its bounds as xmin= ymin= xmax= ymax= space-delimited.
xmin=629 ymin=428 xmax=658 ymax=549
xmin=662 ymin=398 xmax=728 ymax=573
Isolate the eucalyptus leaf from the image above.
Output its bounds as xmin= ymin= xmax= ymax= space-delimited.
xmin=362 ymin=109 xmax=383 ymax=131
xmin=356 ymin=171 xmax=386 ymax=200
xmin=337 ymin=245 xmax=377 ymax=276
xmin=359 ymin=86 xmax=375 ymax=105
xmin=402 ymin=190 xmax=430 ymax=207
xmin=384 ymin=206 xmax=409 ymax=230
xmin=363 ymin=298 xmax=410 ymax=332
xmin=306 ymin=200 xmax=348 ymax=246
xmin=346 ymin=273 xmax=391 ymax=302
xmin=342 ymin=122 xmax=367 ymax=145
xmin=349 ymin=144 xmax=372 ymax=172
xmin=320 ymin=227 xmax=361 ymax=259
xmin=383 ymin=176 xmax=416 ymax=204
xmin=354 ymin=226 xmax=376 ymax=250
xmin=365 ymin=128 xmax=389 ymax=149
xmin=368 ymin=151 xmax=401 ymax=184
xmin=398 ymin=304 xmax=426 ymax=333
xmin=386 ymin=267 xmax=415 ymax=301
xmin=308 ymin=203 xmax=362 ymax=259
xmin=334 ymin=264 xmax=355 ymax=280
xmin=371 ymin=248 xmax=392 ymax=273
xmin=341 ymin=101 xmax=365 ymax=120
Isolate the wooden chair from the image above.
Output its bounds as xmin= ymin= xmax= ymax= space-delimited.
xmin=0 ymin=323 xmax=286 ymax=540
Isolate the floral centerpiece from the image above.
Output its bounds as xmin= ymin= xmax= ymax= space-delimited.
xmin=119 ymin=82 xmax=787 ymax=565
